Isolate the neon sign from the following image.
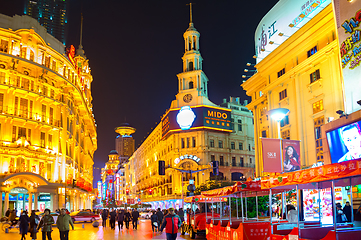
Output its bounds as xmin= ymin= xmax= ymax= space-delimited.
xmin=97 ymin=181 xmax=102 ymax=198
xmin=174 ymin=154 xmax=201 ymax=164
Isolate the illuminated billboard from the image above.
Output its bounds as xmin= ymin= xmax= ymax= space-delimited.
xmin=333 ymin=0 xmax=361 ymax=114
xmin=162 ymin=105 xmax=232 ymax=138
xmin=326 ymin=120 xmax=361 ymax=164
xmin=255 ymin=0 xmax=331 ymax=63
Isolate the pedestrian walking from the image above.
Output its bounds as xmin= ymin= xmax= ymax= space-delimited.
xmin=156 ymin=208 xmax=164 ymax=230
xmin=37 ymin=209 xmax=54 ymax=240
xmin=109 ymin=209 xmax=116 ymax=230
xmin=117 ymin=210 xmax=124 ymax=230
xmin=160 ymin=208 xmax=182 ymax=240
xmin=29 ymin=211 xmax=40 ymax=240
xmin=150 ymin=211 xmax=158 ymax=233
xmin=101 ymin=209 xmax=108 ymax=227
xmin=131 ymin=208 xmax=140 ymax=230
xmin=19 ymin=210 xmax=30 ymax=240
xmin=9 ymin=209 xmax=17 ymax=226
xmin=343 ymin=201 xmax=352 ymax=222
xmin=124 ymin=210 xmax=132 ymax=229
xmin=178 ymin=208 xmax=184 ymax=222
xmin=56 ymin=209 xmax=74 ymax=240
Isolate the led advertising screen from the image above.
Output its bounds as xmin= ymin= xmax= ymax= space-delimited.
xmin=326 ymin=120 xmax=361 ymax=163
xmin=333 ymin=0 xmax=361 ymax=114
xmin=161 ymin=106 xmax=232 ymax=138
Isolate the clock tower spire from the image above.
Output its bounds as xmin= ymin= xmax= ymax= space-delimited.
xmin=171 ymin=4 xmax=215 ymax=108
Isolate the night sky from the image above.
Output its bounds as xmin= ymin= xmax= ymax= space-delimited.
xmin=1 ymin=0 xmax=278 ymax=186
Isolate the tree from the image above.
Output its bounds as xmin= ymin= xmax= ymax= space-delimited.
xmin=194 ymin=180 xmax=234 ymax=195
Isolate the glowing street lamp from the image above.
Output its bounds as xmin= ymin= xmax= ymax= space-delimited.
xmin=268 ymin=108 xmax=289 ymax=138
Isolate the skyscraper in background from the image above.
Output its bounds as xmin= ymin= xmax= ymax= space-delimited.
xmin=24 ymin=0 xmax=68 ymax=45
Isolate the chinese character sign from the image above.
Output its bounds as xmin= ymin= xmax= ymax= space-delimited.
xmin=282 ymin=139 xmax=301 ymax=172
xmin=333 ymin=0 xmax=361 ymax=113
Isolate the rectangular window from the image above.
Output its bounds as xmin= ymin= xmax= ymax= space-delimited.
xmin=20 ymin=47 xmax=27 ymax=58
xmin=0 ymin=72 xmax=5 ymax=84
xmin=310 ymin=69 xmax=320 ymax=84
xmin=0 ymin=93 xmax=3 ymax=113
xmin=192 ymin=137 xmax=196 ymax=147
xmin=279 ymin=89 xmax=287 ymax=101
xmin=238 ymin=119 xmax=242 ymax=131
xmin=0 ymin=40 xmax=8 ymax=53
xmin=307 ymin=46 xmax=317 ymax=58
xmin=49 ymin=107 xmax=53 ymax=125
xmin=220 ymin=156 xmax=224 ymax=166
xmin=19 ymin=98 xmax=28 ymax=118
xmin=248 ymin=144 xmax=251 ymax=151
xmin=280 ymin=115 xmax=290 ymax=127
xmin=281 ymin=130 xmax=290 ymax=140
xmin=232 ymin=157 xmax=236 ymax=166
xmin=14 ymin=96 xmax=18 ymax=116
xmin=28 ymin=129 xmax=31 ymax=142
xmin=231 ymin=142 xmax=235 ymax=149
xmin=218 ymin=140 xmax=223 ymax=148
xmin=181 ymin=138 xmax=185 ymax=149
xmin=47 ymin=163 xmax=51 ymax=180
xmin=314 ymin=116 xmax=324 ymax=161
xmin=48 ymin=135 xmax=53 ymax=149
xmin=231 ymin=118 xmax=234 ymax=130
xmin=12 ymin=126 xmax=16 ymax=142
xmin=29 ymin=100 xmax=33 ymax=119
xmin=211 ymin=155 xmax=215 ymax=162
xmin=186 ymin=137 xmax=190 ymax=148
xmin=210 ymin=139 xmax=214 ymax=148
xmin=261 ymin=130 xmax=267 ymax=138
xmin=45 ymin=56 xmax=50 ymax=68
xmin=277 ymin=68 xmax=285 ymax=78
xmin=41 ymin=132 xmax=45 ymax=148
xmin=42 ymin=104 xmax=46 ymax=122
xmin=240 ymin=157 xmax=244 ymax=167
xmin=239 ymin=142 xmax=243 ymax=150
xmin=18 ymin=127 xmax=26 ymax=139
xmin=313 ymin=100 xmax=324 ymax=114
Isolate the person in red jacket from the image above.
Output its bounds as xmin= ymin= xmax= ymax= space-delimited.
xmin=160 ymin=208 xmax=182 ymax=240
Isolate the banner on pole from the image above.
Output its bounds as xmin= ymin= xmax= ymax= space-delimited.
xmin=261 ymin=138 xmax=282 ymax=173
xmin=282 ymin=139 xmax=301 ymax=172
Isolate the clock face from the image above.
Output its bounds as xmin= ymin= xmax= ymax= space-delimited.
xmin=183 ymin=94 xmax=193 ymax=103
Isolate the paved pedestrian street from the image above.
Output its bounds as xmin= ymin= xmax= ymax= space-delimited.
xmin=0 ymin=219 xmax=205 ymax=240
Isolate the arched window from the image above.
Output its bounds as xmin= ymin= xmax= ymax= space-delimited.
xmin=188 ymin=62 xmax=194 ymax=71
xmin=189 ymin=81 xmax=194 ymax=89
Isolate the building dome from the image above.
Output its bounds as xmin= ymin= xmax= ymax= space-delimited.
xmin=109 ymin=150 xmax=118 ymax=155
xmin=115 ymin=123 xmax=136 ymax=136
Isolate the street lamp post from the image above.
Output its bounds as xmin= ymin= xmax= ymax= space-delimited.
xmin=268 ymin=107 xmax=289 ymax=225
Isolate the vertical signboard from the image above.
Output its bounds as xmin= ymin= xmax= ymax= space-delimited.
xmin=97 ymin=181 xmax=102 ymax=198
xmin=333 ymin=0 xmax=361 ymax=113
xmin=282 ymin=139 xmax=301 ymax=172
xmin=261 ymin=138 xmax=282 ymax=173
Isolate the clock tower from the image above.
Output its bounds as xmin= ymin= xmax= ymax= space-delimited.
xmin=170 ymin=4 xmax=216 ymax=109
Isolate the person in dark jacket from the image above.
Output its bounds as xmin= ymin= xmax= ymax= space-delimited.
xmin=37 ymin=209 xmax=54 ymax=240
xmin=131 ymin=209 xmax=140 ymax=230
xmin=343 ymin=201 xmax=352 ymax=222
xmin=160 ymin=208 xmax=182 ymax=240
xmin=336 ymin=203 xmax=343 ymax=223
xmin=124 ymin=210 xmax=132 ymax=229
xmin=19 ymin=210 xmax=30 ymax=240
xmin=29 ymin=211 xmax=40 ymax=240
xmin=109 ymin=209 xmax=116 ymax=230
xmin=156 ymin=208 xmax=164 ymax=231
xmin=5 ymin=208 xmax=11 ymax=217
xmin=117 ymin=210 xmax=124 ymax=230
xmin=178 ymin=208 xmax=184 ymax=222
xmin=150 ymin=211 xmax=158 ymax=233
xmin=101 ymin=209 xmax=108 ymax=228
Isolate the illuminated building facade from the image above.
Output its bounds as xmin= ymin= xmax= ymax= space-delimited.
xmin=241 ymin=1 xmax=344 ymax=177
xmin=25 ymin=0 xmax=68 ymax=45
xmin=0 ymin=14 xmax=96 ymax=216
xmin=115 ymin=123 xmax=135 ymax=159
xmin=125 ymin=17 xmax=255 ymax=209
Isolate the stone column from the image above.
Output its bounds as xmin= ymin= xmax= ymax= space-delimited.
xmin=4 ymin=192 xmax=9 ymax=212
xmin=34 ymin=193 xmax=39 ymax=211
xmin=28 ymin=193 xmax=33 ymax=213
xmin=52 ymin=193 xmax=58 ymax=211
xmin=0 ymin=191 xmax=3 ymax=217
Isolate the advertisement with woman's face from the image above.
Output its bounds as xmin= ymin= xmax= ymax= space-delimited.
xmin=327 ymin=121 xmax=361 ymax=163
xmin=282 ymin=140 xmax=301 ymax=172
